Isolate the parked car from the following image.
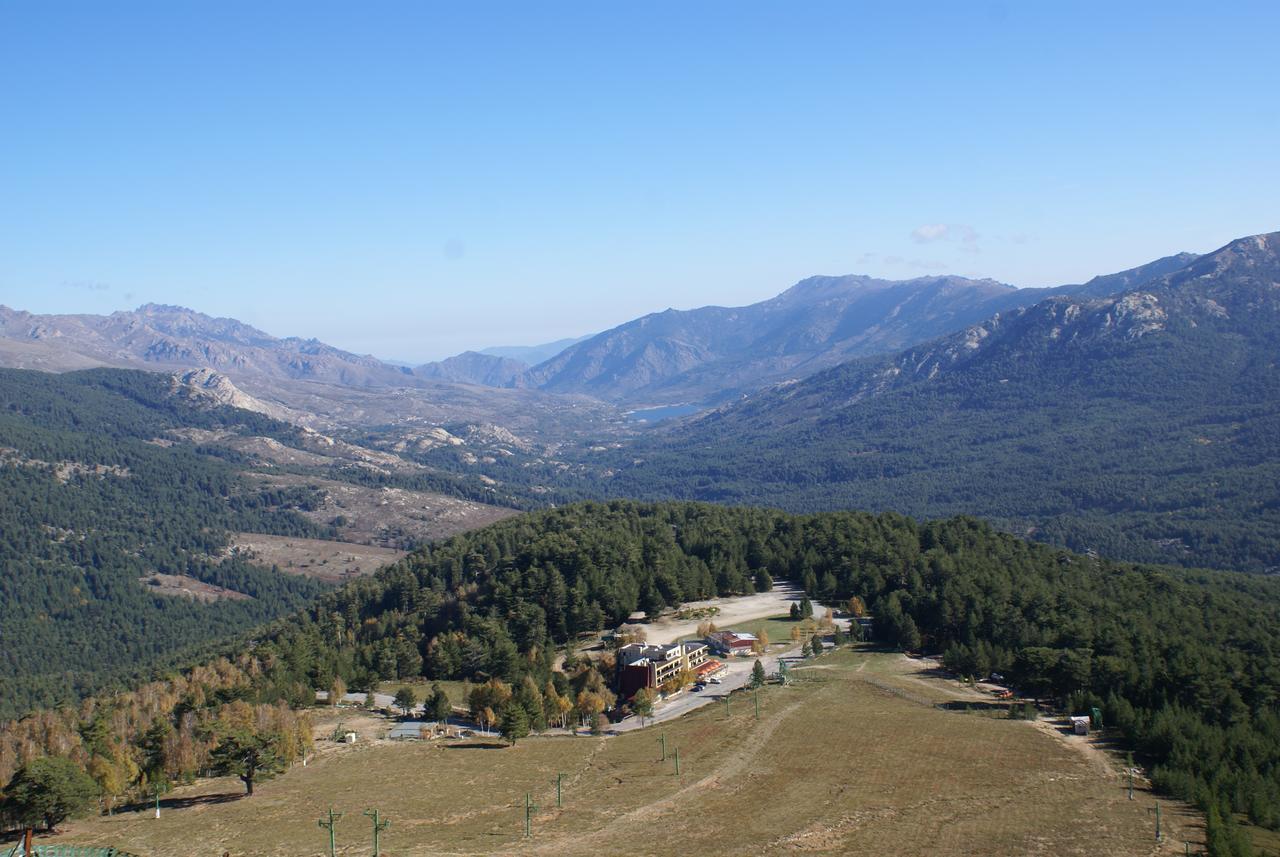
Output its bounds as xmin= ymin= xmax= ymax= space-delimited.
xmin=709 ymin=677 xmax=722 ymax=684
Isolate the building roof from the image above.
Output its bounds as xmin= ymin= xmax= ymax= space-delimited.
xmin=388 ymin=721 xmax=427 ymax=739
xmin=708 ymin=630 xmax=757 ymax=646
xmin=618 ymin=642 xmax=684 ymax=666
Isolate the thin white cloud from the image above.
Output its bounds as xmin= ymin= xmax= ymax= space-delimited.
xmin=912 ymin=223 xmax=981 ymax=253
xmin=911 ymin=224 xmax=951 ymax=243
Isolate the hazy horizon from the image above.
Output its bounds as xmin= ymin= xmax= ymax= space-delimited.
xmin=3 ymin=2 xmax=1277 ymax=362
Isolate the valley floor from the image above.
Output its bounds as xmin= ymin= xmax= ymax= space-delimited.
xmin=39 ymin=649 xmax=1202 ymax=856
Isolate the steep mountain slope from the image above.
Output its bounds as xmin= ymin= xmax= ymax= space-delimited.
xmin=979 ymin=251 xmax=1200 ymax=313
xmin=524 ymin=275 xmax=1016 ymax=403
xmin=1057 ymin=251 xmax=1200 ymax=299
xmin=525 ymin=256 xmax=1197 ymax=406
xmin=596 ymin=232 xmax=1280 ymax=572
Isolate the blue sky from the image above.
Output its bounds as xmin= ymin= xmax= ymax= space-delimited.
xmin=2 ymin=2 xmax=1277 ymax=362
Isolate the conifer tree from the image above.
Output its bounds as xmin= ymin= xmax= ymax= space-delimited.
xmin=500 ymin=704 xmax=529 ymax=746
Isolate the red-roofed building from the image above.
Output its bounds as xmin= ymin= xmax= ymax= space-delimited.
xmin=706 ymin=630 xmax=758 ymax=656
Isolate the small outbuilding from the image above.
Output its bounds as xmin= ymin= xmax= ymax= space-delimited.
xmin=388 ymin=721 xmax=428 ymax=740
xmin=1069 ymin=715 xmax=1091 ymax=736
xmin=705 ymin=630 xmax=758 ymax=657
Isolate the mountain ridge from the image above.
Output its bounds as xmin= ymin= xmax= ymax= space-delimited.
xmin=521 ymin=255 xmax=1200 ymax=405
xmin=592 ymin=231 xmax=1280 ymax=572
xmin=0 ymin=250 xmax=1201 ymax=413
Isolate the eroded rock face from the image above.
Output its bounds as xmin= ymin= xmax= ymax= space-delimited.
xmin=172 ymin=368 xmax=294 ymax=421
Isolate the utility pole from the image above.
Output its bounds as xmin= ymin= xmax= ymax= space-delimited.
xmin=363 ymin=808 xmax=389 ymax=857
xmin=724 ymin=695 xmax=730 ymax=719
xmin=554 ymin=772 xmax=563 ymax=808
xmin=154 ymin=787 xmax=162 ymax=819
xmin=658 ymin=733 xmax=667 ymax=761
xmin=524 ymin=792 xmax=538 ymax=837
xmin=754 ymin=690 xmax=760 ymax=720
xmin=318 ymin=808 xmax=343 ymax=857
xmin=1148 ymin=801 xmax=1162 ymax=842
xmin=674 ymin=747 xmax=681 ymax=776
xmin=1128 ymin=767 xmax=1134 ymax=800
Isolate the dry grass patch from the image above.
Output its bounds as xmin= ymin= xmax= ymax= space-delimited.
xmin=251 ymin=472 xmax=517 ymax=548
xmin=44 ymin=651 xmax=1202 ymax=856
xmin=138 ymin=573 xmax=253 ymax=602
xmin=228 ymin=533 xmax=405 ymax=583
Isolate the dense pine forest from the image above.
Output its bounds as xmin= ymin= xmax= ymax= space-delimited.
xmin=0 ymin=369 xmax=334 ymax=719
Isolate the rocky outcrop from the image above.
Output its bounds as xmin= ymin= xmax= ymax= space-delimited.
xmin=171 ymin=368 xmax=295 ymax=422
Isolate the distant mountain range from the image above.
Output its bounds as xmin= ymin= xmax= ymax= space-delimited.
xmin=593 ymin=232 xmax=1280 ymax=572
xmin=397 ymin=251 xmax=1193 ymax=405
xmin=479 ymin=336 xmax=592 ymax=365
xmin=414 ymin=351 xmax=531 ymax=387
xmin=5 ymin=234 xmax=1277 ymax=574
xmin=0 ymin=303 xmax=421 ymax=388
xmin=518 ymin=254 xmax=1199 ymax=405
xmin=0 ymin=304 xmax=618 ymax=439
xmin=411 ymin=336 xmax=593 ymax=387
xmin=0 ymin=253 xmax=1198 ymax=413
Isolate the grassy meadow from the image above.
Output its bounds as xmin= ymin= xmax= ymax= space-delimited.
xmin=39 ymin=650 xmax=1204 ymax=856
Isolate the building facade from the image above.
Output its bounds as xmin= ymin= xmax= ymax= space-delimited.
xmin=617 ymin=641 xmax=710 ymax=699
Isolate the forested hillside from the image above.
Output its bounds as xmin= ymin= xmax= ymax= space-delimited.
xmin=7 ymin=501 xmax=1280 ymax=833
xmin=0 ymin=369 xmax=334 ymax=719
xmin=7 ymin=503 xmax=1280 ymax=839
xmin=594 ymin=233 xmax=1280 ymax=572
xmin=265 ymin=501 xmax=1280 ymax=830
